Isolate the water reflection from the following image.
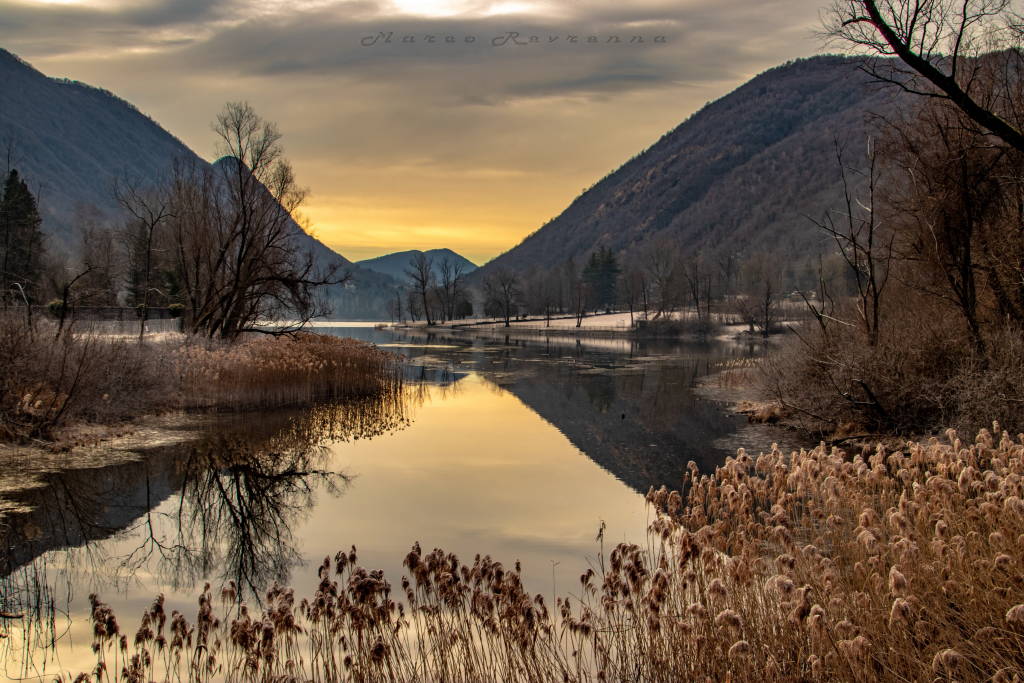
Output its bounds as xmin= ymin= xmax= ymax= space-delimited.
xmin=144 ymin=436 xmax=343 ymax=596
xmin=1 ymin=326 xmax=781 ymax=680
xmin=332 ymin=326 xmax=763 ymax=493
xmin=0 ymin=392 xmax=409 ymax=618
xmin=164 ymin=396 xmax=408 ymax=596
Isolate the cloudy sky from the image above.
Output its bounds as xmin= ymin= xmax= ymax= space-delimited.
xmin=0 ymin=0 xmax=823 ymax=264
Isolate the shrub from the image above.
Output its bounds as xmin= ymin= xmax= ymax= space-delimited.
xmin=0 ymin=313 xmax=174 ymax=441
xmin=761 ymin=289 xmax=1024 ymax=436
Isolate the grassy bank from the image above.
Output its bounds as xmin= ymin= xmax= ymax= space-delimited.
xmin=0 ymin=313 xmax=402 ymax=444
xmin=64 ymin=427 xmax=1024 ymax=681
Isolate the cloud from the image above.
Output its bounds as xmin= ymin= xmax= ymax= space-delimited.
xmin=0 ymin=0 xmax=823 ymax=262
xmin=3 ymin=0 xmax=815 ymax=97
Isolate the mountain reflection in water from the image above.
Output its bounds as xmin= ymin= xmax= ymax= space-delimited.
xmin=336 ymin=326 xmax=767 ymax=492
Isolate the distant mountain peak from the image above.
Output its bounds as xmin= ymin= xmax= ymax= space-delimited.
xmin=357 ymin=248 xmax=477 ymax=282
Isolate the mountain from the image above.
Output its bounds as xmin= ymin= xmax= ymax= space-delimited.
xmin=212 ymin=155 xmax=355 ymax=274
xmin=476 ymin=55 xmax=902 ymax=280
xmin=357 ymin=248 xmax=477 ymax=283
xmin=0 ymin=48 xmax=394 ymax=319
xmin=0 ymin=49 xmax=202 ymax=243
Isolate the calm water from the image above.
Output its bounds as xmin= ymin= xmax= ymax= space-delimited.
xmin=0 ymin=325 xmax=781 ymax=679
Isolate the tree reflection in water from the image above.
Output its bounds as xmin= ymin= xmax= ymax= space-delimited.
xmin=126 ymin=392 xmax=411 ymax=599
xmin=153 ymin=435 xmax=343 ymax=598
xmin=1 ymin=386 xmax=411 ymax=678
xmin=0 ymin=385 xmax=410 ymax=654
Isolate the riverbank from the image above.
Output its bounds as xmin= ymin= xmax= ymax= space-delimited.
xmin=696 ymin=356 xmax=920 ymax=451
xmin=381 ymin=307 xmax=812 ymax=346
xmin=0 ymin=413 xmax=214 ymax=520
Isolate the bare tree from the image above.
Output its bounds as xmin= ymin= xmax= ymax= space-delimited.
xmin=886 ymin=99 xmax=1012 ymax=355
xmin=618 ymin=263 xmax=645 ymax=326
xmin=405 ymin=288 xmax=422 ymax=323
xmin=681 ymin=251 xmax=714 ymax=331
xmin=115 ymin=177 xmax=172 ymax=342
xmin=483 ymin=269 xmax=520 ymax=327
xmin=74 ymin=208 xmax=120 ymax=307
xmin=824 ymin=0 xmax=1024 ymax=152
xmin=642 ymin=238 xmax=680 ymax=319
xmin=737 ymin=254 xmax=782 ymax=337
xmin=405 ymin=252 xmax=435 ymax=325
xmin=389 ymin=288 xmax=404 ymax=323
xmin=51 ymin=263 xmax=97 ymax=339
xmin=807 ymin=140 xmax=894 ymax=347
xmin=540 ymin=269 xmax=561 ymax=325
xmin=436 ymin=256 xmax=466 ymax=323
xmin=167 ymin=103 xmax=347 ymax=340
xmin=519 ymin=267 xmax=563 ymax=325
xmin=559 ymin=260 xmax=590 ymax=328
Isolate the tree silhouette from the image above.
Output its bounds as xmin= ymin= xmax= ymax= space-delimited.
xmin=0 ymin=169 xmax=45 ymax=304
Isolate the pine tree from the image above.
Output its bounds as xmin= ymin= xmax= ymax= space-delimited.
xmin=582 ymin=246 xmax=620 ymax=313
xmin=0 ymin=169 xmax=45 ymax=304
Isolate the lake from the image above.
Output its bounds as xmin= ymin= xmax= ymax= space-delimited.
xmin=0 ymin=325 xmax=785 ymax=680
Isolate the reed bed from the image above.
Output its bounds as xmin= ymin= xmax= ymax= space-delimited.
xmin=705 ymin=357 xmax=760 ymax=390
xmin=0 ymin=312 xmax=403 ymax=442
xmin=62 ymin=426 xmax=1024 ymax=682
xmin=178 ymin=334 xmax=404 ymax=411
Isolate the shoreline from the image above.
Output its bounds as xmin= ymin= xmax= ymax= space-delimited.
xmin=384 ymin=319 xmax=790 ymax=343
xmin=0 ymin=412 xmax=215 ymax=523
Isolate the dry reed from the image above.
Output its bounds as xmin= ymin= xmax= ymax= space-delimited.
xmin=0 ymin=313 xmax=403 ymax=442
xmin=61 ymin=426 xmax=1024 ymax=682
xmin=0 ymin=313 xmax=174 ymax=441
xmin=177 ymin=333 xmax=403 ymax=411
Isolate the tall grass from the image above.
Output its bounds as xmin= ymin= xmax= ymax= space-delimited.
xmin=61 ymin=427 xmax=1024 ymax=681
xmin=178 ymin=334 xmax=404 ymax=411
xmin=0 ymin=314 xmax=402 ymax=442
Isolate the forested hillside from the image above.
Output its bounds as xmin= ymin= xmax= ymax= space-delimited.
xmin=478 ymin=56 xmax=900 ymax=282
xmin=0 ymin=49 xmax=200 ymax=243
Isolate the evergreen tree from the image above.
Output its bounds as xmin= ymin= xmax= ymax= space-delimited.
xmin=582 ymin=246 xmax=620 ymax=312
xmin=0 ymin=169 xmax=45 ymax=304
